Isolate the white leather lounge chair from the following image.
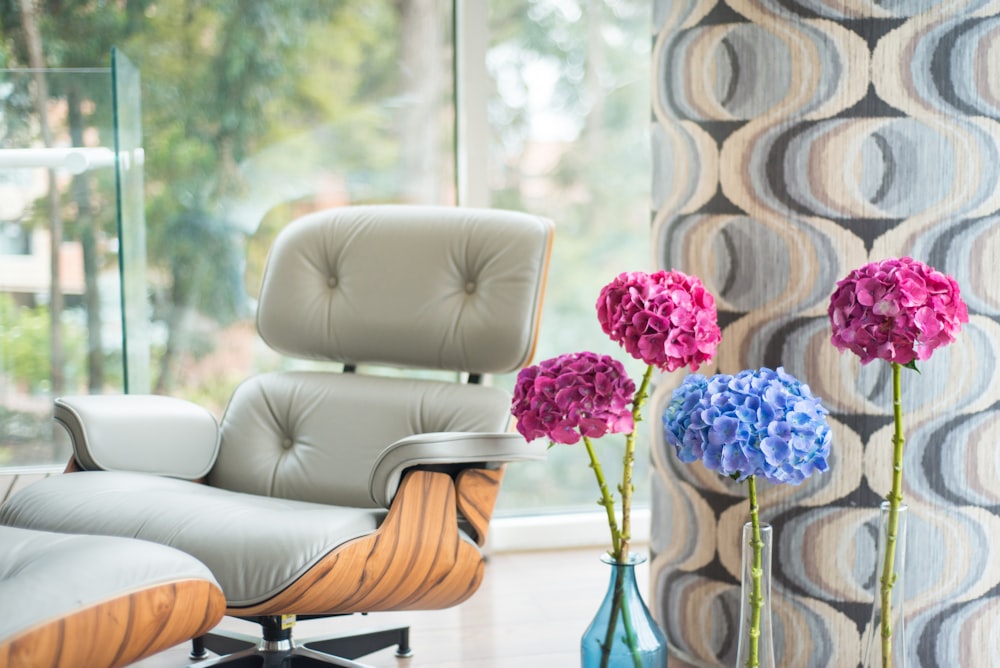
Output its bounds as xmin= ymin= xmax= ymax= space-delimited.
xmin=0 ymin=205 xmax=553 ymax=667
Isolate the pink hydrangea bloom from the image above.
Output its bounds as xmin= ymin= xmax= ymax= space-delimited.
xmin=511 ymin=352 xmax=636 ymax=445
xmin=828 ymin=257 xmax=968 ymax=365
xmin=596 ymin=270 xmax=721 ymax=372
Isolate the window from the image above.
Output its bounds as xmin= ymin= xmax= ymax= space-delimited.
xmin=0 ymin=66 xmax=123 ymax=468
xmin=0 ymin=1 xmax=653 ymax=523
xmin=485 ymin=1 xmax=653 ymax=513
xmin=0 ymin=2 xmax=456 ymax=468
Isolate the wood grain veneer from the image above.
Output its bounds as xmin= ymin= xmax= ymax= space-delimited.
xmin=231 ymin=468 xmax=497 ymax=616
xmin=0 ymin=578 xmax=225 ymax=668
xmin=455 ymin=466 xmax=505 ymax=546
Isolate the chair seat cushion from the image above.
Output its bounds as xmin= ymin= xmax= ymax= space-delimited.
xmin=0 ymin=471 xmax=383 ymax=607
xmin=0 ymin=524 xmax=222 ymax=650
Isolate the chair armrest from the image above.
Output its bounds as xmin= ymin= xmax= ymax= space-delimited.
xmin=55 ymin=395 xmax=220 ymax=480
xmin=369 ymin=432 xmax=546 ymax=507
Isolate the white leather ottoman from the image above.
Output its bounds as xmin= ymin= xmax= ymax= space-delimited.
xmin=0 ymin=525 xmax=225 ymax=668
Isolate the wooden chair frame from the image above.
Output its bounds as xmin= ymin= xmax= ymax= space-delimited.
xmin=187 ymin=467 xmax=506 ymax=666
xmin=1 ymin=576 xmax=224 ymax=668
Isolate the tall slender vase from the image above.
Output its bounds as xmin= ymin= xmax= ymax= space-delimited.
xmin=735 ymin=522 xmax=776 ymax=668
xmin=581 ymin=553 xmax=668 ymax=668
xmin=862 ymin=501 xmax=908 ymax=668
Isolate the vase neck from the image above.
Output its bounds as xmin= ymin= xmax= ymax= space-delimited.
xmin=602 ymin=555 xmax=643 ymax=596
xmin=600 ymin=552 xmax=647 ymax=567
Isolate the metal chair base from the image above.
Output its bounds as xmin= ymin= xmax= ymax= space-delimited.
xmin=188 ymin=616 xmax=411 ymax=668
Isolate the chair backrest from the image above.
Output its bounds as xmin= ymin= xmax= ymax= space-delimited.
xmin=256 ymin=205 xmax=553 ymax=373
xmin=209 ymin=206 xmax=553 ymax=507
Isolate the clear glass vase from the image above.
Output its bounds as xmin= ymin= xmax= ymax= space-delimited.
xmin=581 ymin=553 xmax=668 ymax=668
xmin=735 ymin=522 xmax=776 ymax=668
xmin=862 ymin=501 xmax=908 ymax=668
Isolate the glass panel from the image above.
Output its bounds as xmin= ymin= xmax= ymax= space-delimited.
xmin=0 ymin=4 xmax=653 ymax=521
xmin=488 ymin=0 xmax=653 ymax=512
xmin=116 ymin=2 xmax=456 ymax=412
xmin=111 ymin=48 xmax=150 ymax=394
xmin=0 ymin=66 xmax=124 ymax=468
xmin=1 ymin=4 xmax=456 ymax=470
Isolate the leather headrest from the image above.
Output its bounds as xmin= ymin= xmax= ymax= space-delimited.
xmin=256 ymin=205 xmax=552 ymax=374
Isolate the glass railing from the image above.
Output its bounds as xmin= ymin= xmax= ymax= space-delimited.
xmin=0 ymin=58 xmax=135 ymax=468
xmin=112 ymin=48 xmax=150 ymax=395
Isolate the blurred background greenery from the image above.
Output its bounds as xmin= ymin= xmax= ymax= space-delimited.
xmin=0 ymin=0 xmax=652 ymax=514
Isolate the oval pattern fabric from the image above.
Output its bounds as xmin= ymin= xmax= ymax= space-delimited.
xmin=651 ymin=0 xmax=1000 ymax=665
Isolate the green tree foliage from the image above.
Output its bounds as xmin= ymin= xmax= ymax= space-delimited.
xmin=2 ymin=1 xmax=443 ymax=400
xmin=487 ymin=0 xmax=653 ymax=510
xmin=490 ymin=0 xmax=649 ymax=235
xmin=0 ymin=0 xmax=147 ymax=392
xmin=0 ymin=295 xmax=85 ymax=393
xmin=488 ymin=0 xmax=651 ymax=363
xmin=1 ymin=2 xmax=653 ymax=508
xmin=116 ymin=1 xmax=433 ymax=393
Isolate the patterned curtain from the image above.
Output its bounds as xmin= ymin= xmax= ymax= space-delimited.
xmin=649 ymin=0 xmax=1000 ymax=664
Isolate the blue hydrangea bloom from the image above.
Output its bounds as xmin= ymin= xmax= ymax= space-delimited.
xmin=662 ymin=366 xmax=831 ymax=485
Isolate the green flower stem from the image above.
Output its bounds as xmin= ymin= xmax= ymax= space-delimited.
xmin=746 ymin=475 xmax=764 ymax=668
xmin=599 ymin=569 xmax=625 ymax=668
xmin=610 ymin=364 xmax=653 ymax=668
xmin=879 ymin=362 xmax=906 ymax=668
xmin=600 ymin=564 xmax=643 ymax=668
xmin=619 ymin=364 xmax=654 ymax=562
xmin=583 ymin=435 xmax=622 ymax=559
xmin=581 ymin=436 xmax=636 ymax=668
xmin=620 ymin=592 xmax=642 ymax=668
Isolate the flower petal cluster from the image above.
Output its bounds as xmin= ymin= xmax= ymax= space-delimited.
xmin=597 ymin=270 xmax=722 ymax=372
xmin=828 ymin=257 xmax=968 ymax=365
xmin=512 ymin=351 xmax=636 ymax=445
xmin=662 ymin=367 xmax=831 ymax=485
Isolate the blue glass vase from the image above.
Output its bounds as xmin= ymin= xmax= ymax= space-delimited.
xmin=581 ymin=553 xmax=668 ymax=668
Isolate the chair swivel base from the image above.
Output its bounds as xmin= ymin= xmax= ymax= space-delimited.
xmin=189 ymin=616 xmax=412 ymax=668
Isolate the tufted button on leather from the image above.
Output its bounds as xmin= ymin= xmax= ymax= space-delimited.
xmin=327 ymin=276 xmax=338 ymax=289
xmin=465 ymin=281 xmax=477 ymax=294
xmin=281 ymin=438 xmax=293 ymax=449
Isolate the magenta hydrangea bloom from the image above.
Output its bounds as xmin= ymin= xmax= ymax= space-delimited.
xmin=828 ymin=257 xmax=968 ymax=366
xmin=597 ymin=270 xmax=722 ymax=372
xmin=511 ymin=352 xmax=636 ymax=445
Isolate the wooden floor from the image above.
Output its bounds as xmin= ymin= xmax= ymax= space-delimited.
xmin=132 ymin=546 xmax=663 ymax=668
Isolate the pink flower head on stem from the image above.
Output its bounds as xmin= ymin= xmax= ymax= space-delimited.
xmin=828 ymin=257 xmax=968 ymax=365
xmin=597 ymin=270 xmax=722 ymax=372
xmin=511 ymin=352 xmax=636 ymax=445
